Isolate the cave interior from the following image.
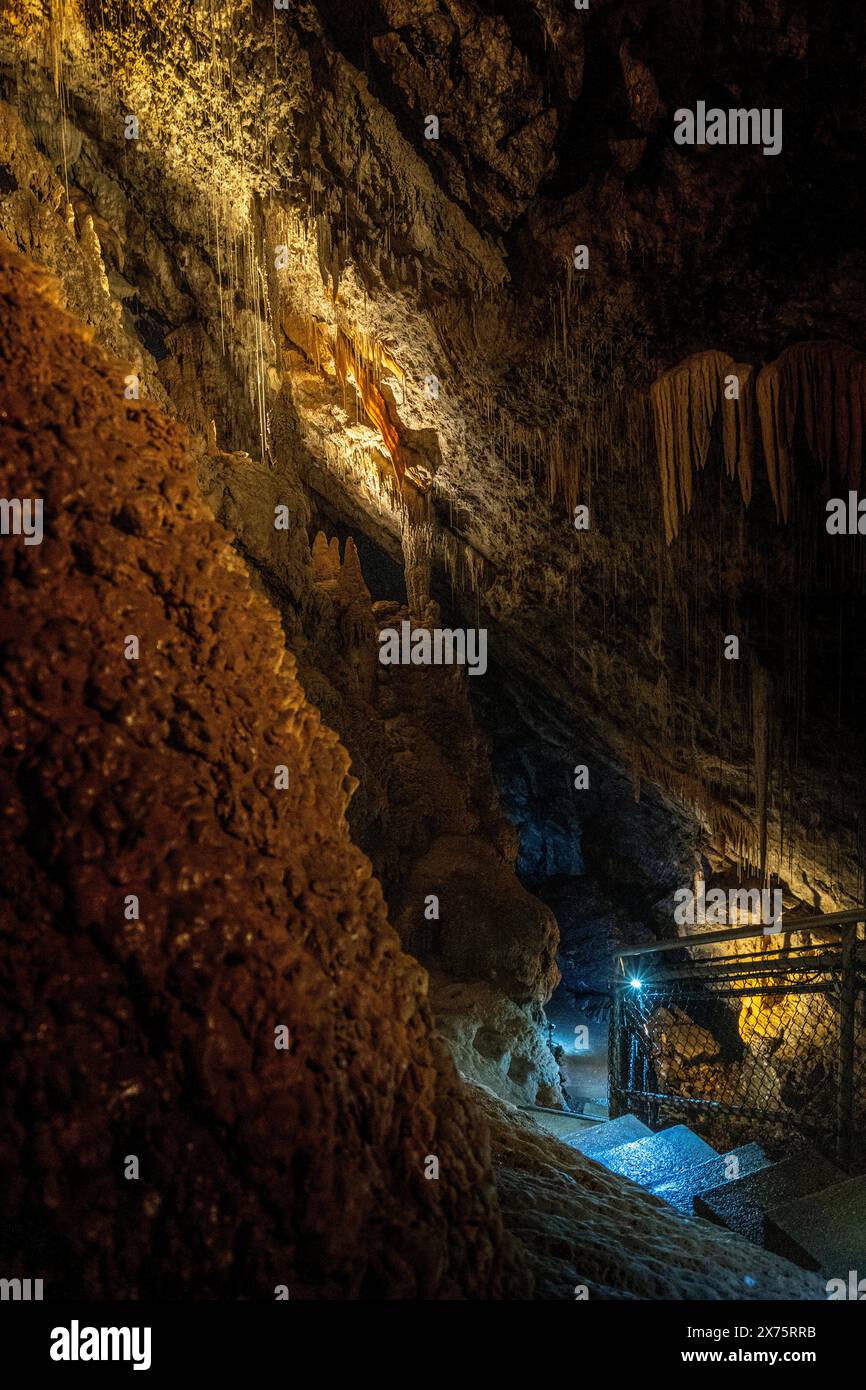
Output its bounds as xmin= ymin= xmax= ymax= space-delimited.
xmin=1 ymin=0 xmax=866 ymax=1304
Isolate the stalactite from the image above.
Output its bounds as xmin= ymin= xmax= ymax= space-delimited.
xmin=630 ymin=741 xmax=759 ymax=870
xmin=844 ymin=356 xmax=866 ymax=492
xmin=721 ymin=362 xmax=755 ymax=508
xmin=650 ymin=350 xmax=733 ymax=543
xmin=752 ymin=658 xmax=771 ymax=883
xmin=334 ymin=327 xmax=405 ymax=483
xmin=755 ymin=356 xmax=791 ymax=523
xmin=401 ymin=486 xmax=434 ymax=619
xmin=654 ymin=342 xmax=866 ymax=537
xmin=757 ymin=341 xmax=864 ymax=520
xmin=441 ymin=528 xmax=492 ymax=601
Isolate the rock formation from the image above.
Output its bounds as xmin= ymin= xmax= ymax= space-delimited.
xmin=1 ymin=0 xmax=864 ymax=912
xmin=0 ymin=240 xmax=823 ymax=1300
xmin=1 ymin=0 xmax=864 ymax=1303
xmin=0 ymin=241 xmax=517 ymax=1298
xmin=651 ymin=342 xmax=866 ymax=539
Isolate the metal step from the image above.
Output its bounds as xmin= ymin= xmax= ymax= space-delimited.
xmin=695 ymin=1148 xmax=844 ymax=1246
xmin=648 ymin=1142 xmax=770 ymax=1215
xmin=566 ymin=1113 xmax=652 ymax=1161
xmin=595 ymin=1124 xmax=717 ymax=1187
xmin=765 ymin=1175 xmax=866 ymax=1276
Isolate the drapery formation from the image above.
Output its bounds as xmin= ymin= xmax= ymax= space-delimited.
xmin=337 ymin=328 xmax=408 ymax=480
xmin=334 ymin=327 xmax=405 ymax=480
xmin=652 ymin=342 xmax=866 ymax=541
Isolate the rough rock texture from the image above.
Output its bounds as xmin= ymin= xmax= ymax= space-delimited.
xmin=1 ymin=0 xmax=865 ymax=1299
xmin=1 ymin=2 xmax=864 ymax=920
xmin=0 ymin=242 xmax=515 ymax=1299
xmin=0 ymin=240 xmax=827 ymax=1301
xmin=428 ymin=972 xmax=564 ymax=1110
xmin=397 ymin=833 xmax=560 ymax=1005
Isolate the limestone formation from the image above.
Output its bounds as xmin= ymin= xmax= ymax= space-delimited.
xmin=0 ymin=242 xmax=514 ymax=1299
xmin=0 ymin=239 xmax=821 ymax=1301
xmin=0 ymin=1 xmax=862 ymax=916
xmin=1 ymin=0 xmax=864 ymax=1305
xmin=652 ymin=341 xmax=866 ymax=536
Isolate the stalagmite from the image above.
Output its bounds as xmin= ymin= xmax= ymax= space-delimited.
xmin=336 ymin=534 xmax=371 ymax=605
xmin=311 ymin=529 xmax=339 ymax=585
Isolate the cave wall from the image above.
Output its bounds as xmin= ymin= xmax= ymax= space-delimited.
xmin=0 ymin=71 xmax=566 ymax=1108
xmin=0 ymin=0 xmax=864 ymax=1300
xmin=0 ymin=238 xmax=827 ymax=1300
xmin=1 ymin=0 xmax=858 ymax=918
xmin=0 ymin=240 xmax=519 ymax=1298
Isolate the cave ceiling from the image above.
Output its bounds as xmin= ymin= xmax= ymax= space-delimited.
xmin=2 ymin=0 xmax=865 ymax=910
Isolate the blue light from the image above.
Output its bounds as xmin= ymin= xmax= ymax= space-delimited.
xmin=629 ymin=978 xmax=642 ymax=990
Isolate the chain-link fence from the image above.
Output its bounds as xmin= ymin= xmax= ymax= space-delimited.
xmin=610 ymin=918 xmax=866 ymax=1169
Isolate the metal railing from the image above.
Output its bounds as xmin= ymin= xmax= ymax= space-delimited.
xmin=610 ymin=909 xmax=866 ymax=1169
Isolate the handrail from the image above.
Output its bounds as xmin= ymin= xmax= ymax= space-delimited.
xmin=609 ymin=903 xmax=865 ymax=1169
xmin=612 ymin=906 xmax=865 ymax=959
xmin=517 ymin=1103 xmax=590 ymax=1119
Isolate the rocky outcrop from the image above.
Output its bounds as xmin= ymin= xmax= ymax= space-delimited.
xmin=0 ymin=242 xmax=516 ymax=1299
xmin=398 ymin=834 xmax=560 ymax=1005
xmin=428 ymin=973 xmax=564 ymax=1110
